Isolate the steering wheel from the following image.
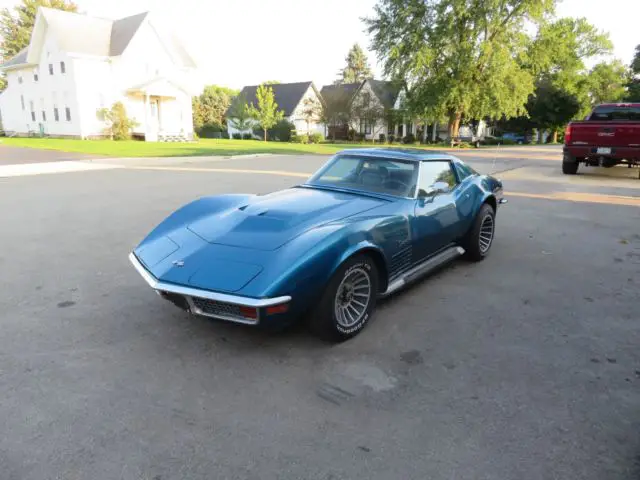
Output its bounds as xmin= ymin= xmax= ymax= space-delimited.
xmin=383 ymin=178 xmax=409 ymax=192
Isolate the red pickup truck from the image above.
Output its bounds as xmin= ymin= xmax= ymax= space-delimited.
xmin=562 ymin=103 xmax=640 ymax=174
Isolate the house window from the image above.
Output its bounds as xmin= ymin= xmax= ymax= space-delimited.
xmin=40 ymin=98 xmax=46 ymax=122
xmin=52 ymin=93 xmax=59 ymax=121
xmin=60 ymin=61 xmax=66 ymax=74
xmin=63 ymin=92 xmax=71 ymax=121
xmin=359 ymin=119 xmax=372 ymax=135
xmin=20 ymin=95 xmax=25 ymax=111
xmin=49 ymin=64 xmax=54 ymax=75
xmin=33 ymin=68 xmax=39 ymax=82
xmin=18 ymin=74 xmax=23 ymax=84
xmin=29 ymin=100 xmax=35 ymax=122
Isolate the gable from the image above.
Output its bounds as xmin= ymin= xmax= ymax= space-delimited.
xmin=231 ymin=82 xmax=314 ymax=117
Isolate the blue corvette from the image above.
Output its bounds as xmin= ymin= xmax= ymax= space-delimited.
xmin=129 ymin=148 xmax=506 ymax=341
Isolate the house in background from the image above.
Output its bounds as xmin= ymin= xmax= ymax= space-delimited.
xmin=226 ymin=81 xmax=323 ymax=138
xmin=0 ymin=7 xmax=199 ymax=141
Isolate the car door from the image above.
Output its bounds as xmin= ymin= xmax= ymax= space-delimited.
xmin=411 ymin=160 xmax=462 ymax=263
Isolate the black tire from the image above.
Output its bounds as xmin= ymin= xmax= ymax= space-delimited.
xmin=462 ymin=203 xmax=496 ymax=262
xmin=308 ymin=255 xmax=379 ymax=342
xmin=562 ymin=152 xmax=579 ymax=175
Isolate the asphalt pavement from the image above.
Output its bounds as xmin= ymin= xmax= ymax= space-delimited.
xmin=1 ymin=146 xmax=639 ymax=480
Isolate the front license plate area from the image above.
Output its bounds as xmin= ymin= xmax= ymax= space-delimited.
xmin=596 ymin=147 xmax=612 ymax=155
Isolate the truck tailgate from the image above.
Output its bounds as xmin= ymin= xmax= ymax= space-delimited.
xmin=569 ymin=122 xmax=640 ymax=147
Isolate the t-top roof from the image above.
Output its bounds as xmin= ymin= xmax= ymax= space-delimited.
xmin=336 ymin=148 xmax=457 ymax=162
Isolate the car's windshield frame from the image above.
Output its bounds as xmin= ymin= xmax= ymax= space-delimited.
xmin=305 ymin=154 xmax=422 ymax=199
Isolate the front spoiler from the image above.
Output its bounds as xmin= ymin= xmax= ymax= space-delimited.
xmin=128 ymin=252 xmax=291 ymax=325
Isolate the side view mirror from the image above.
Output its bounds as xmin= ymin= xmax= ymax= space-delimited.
xmin=418 ymin=181 xmax=449 ymax=199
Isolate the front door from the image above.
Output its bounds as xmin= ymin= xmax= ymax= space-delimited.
xmin=411 ymin=160 xmax=461 ymax=262
xmin=147 ymin=98 xmax=160 ymax=141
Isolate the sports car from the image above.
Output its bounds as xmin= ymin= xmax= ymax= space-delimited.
xmin=129 ymin=148 xmax=506 ymax=341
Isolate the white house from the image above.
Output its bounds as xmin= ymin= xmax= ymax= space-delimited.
xmin=0 ymin=7 xmax=199 ymax=141
xmin=227 ymin=81 xmax=324 ymax=138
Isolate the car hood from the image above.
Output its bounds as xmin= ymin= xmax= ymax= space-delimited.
xmin=186 ymin=187 xmax=386 ymax=251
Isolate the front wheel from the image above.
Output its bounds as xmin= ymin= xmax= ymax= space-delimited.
xmin=309 ymin=255 xmax=379 ymax=342
xmin=462 ymin=203 xmax=496 ymax=262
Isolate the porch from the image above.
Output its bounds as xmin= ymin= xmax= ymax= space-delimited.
xmin=126 ymin=77 xmax=193 ymax=142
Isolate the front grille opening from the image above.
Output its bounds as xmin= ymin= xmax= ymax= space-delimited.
xmin=190 ymin=297 xmax=258 ymax=324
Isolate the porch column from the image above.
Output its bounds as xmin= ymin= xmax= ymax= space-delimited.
xmin=422 ymin=119 xmax=428 ymax=142
xmin=144 ymin=93 xmax=149 ymax=140
xmin=432 ymin=121 xmax=437 ymax=142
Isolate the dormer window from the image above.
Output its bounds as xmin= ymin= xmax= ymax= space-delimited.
xmin=33 ymin=69 xmax=39 ymax=82
xmin=60 ymin=61 xmax=66 ymax=74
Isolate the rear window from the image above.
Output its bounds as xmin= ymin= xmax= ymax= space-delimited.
xmin=588 ymin=106 xmax=640 ymax=121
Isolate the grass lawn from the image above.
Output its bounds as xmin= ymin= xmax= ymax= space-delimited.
xmin=0 ymin=137 xmax=466 ymax=158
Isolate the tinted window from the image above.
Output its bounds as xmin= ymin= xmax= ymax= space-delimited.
xmin=307 ymin=155 xmax=419 ymax=197
xmin=418 ymin=161 xmax=458 ymax=194
xmin=454 ymin=161 xmax=477 ymax=180
xmin=588 ymin=106 xmax=640 ymax=121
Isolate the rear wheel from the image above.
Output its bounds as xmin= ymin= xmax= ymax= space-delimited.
xmin=309 ymin=255 xmax=379 ymax=342
xmin=562 ymin=152 xmax=579 ymax=175
xmin=462 ymin=203 xmax=496 ymax=262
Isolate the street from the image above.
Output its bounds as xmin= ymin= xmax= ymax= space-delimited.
xmin=1 ymin=145 xmax=639 ymax=480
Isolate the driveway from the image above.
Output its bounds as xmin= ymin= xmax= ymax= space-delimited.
xmin=1 ymin=147 xmax=639 ymax=480
xmin=0 ymin=144 xmax=105 ymax=165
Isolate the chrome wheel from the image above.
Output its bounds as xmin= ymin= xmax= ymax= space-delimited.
xmin=479 ymin=214 xmax=494 ymax=254
xmin=334 ymin=267 xmax=371 ymax=328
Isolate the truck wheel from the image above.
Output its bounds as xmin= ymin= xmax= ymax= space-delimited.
xmin=562 ymin=153 xmax=579 ymax=175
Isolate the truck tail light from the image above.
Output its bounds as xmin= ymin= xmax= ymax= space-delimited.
xmin=564 ymin=124 xmax=572 ymax=144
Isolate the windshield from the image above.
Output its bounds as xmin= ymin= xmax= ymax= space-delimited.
xmin=306 ymin=154 xmax=419 ymax=197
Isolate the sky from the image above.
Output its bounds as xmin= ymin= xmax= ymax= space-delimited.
xmin=0 ymin=0 xmax=638 ymax=91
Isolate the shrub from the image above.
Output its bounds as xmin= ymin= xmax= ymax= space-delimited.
xmin=387 ymin=134 xmax=395 ymax=143
xmin=242 ymin=133 xmax=252 ymax=140
xmin=500 ymin=138 xmax=516 ymax=145
xmin=402 ymin=134 xmax=416 ymax=144
xmin=221 ymin=131 xmax=230 ymax=139
xmin=291 ymin=133 xmax=309 ymax=143
xmin=197 ymin=122 xmax=226 ymax=138
xmin=354 ymin=133 xmax=365 ymax=142
xmin=347 ymin=129 xmax=356 ymax=141
xmin=98 ymin=101 xmax=138 ymax=140
xmin=232 ymin=133 xmax=242 ymax=140
xmin=378 ymin=133 xmax=386 ymax=143
xmin=309 ymin=132 xmax=323 ymax=144
xmin=269 ymin=119 xmax=295 ymax=142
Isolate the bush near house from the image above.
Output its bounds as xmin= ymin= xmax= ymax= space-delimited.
xmin=232 ymin=133 xmax=242 ymax=139
xmin=402 ymin=134 xmax=416 ymax=144
xmin=242 ymin=133 xmax=252 ymax=140
xmin=97 ymin=102 xmax=138 ymax=140
xmin=378 ymin=133 xmax=386 ymax=143
xmin=308 ymin=133 xmax=323 ymax=144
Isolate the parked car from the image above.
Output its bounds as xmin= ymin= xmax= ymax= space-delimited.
xmin=129 ymin=148 xmax=506 ymax=341
xmin=562 ymin=103 xmax=640 ymax=174
xmin=500 ymin=132 xmax=530 ymax=144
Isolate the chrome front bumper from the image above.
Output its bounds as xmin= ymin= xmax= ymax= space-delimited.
xmin=128 ymin=252 xmax=291 ymax=325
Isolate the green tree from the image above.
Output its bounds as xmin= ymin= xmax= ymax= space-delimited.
xmin=586 ymin=60 xmax=629 ymax=106
xmin=0 ymin=0 xmax=77 ymax=61
xmin=365 ymin=0 xmax=555 ymax=138
xmin=526 ymin=80 xmax=580 ymax=143
xmin=227 ymin=92 xmax=252 ymax=133
xmin=320 ymin=88 xmax=353 ymax=141
xmin=0 ymin=76 xmax=6 ymax=91
xmin=191 ymin=84 xmax=238 ymax=131
xmin=301 ymin=96 xmax=322 ymax=134
xmin=336 ymin=43 xmax=372 ymax=84
xmin=247 ymin=84 xmax=284 ymax=141
xmin=97 ymin=102 xmax=138 ymax=140
xmin=625 ymin=44 xmax=640 ymax=102
xmin=527 ymin=17 xmax=613 ymax=117
xmin=350 ymin=91 xmax=389 ymax=142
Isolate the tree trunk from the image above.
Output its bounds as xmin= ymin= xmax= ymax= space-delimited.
xmin=552 ymin=129 xmax=558 ymax=143
xmin=432 ymin=121 xmax=438 ymax=142
xmin=448 ymin=111 xmax=462 ymax=139
xmin=264 ymin=128 xmax=267 ymax=142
